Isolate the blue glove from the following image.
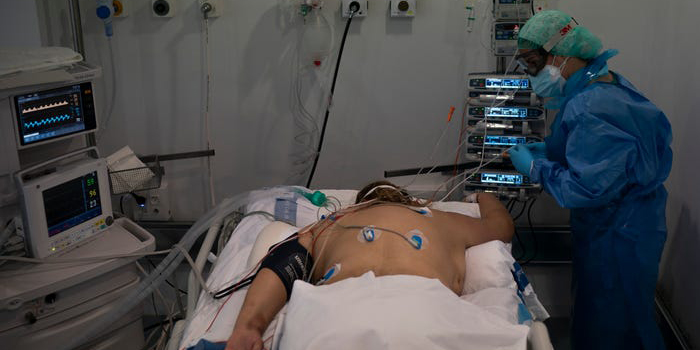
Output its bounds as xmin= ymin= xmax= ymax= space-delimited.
xmin=526 ymin=142 xmax=547 ymax=159
xmin=507 ymin=145 xmax=534 ymax=176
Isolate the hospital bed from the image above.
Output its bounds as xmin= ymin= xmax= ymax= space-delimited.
xmin=166 ymin=187 xmax=554 ymax=350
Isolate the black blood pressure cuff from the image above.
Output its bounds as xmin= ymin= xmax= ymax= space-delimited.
xmin=259 ymin=234 xmax=313 ymax=300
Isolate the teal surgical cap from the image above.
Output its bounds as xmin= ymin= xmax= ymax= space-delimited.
xmin=518 ymin=10 xmax=602 ymax=59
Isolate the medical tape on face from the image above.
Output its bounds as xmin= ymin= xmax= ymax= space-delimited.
xmin=542 ymin=19 xmax=578 ymax=53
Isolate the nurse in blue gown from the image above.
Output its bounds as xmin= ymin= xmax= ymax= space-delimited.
xmin=507 ymin=10 xmax=673 ymax=350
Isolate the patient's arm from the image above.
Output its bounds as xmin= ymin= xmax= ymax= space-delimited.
xmin=436 ymin=193 xmax=514 ymax=247
xmin=473 ymin=193 xmax=514 ymax=243
xmin=225 ymin=268 xmax=287 ymax=350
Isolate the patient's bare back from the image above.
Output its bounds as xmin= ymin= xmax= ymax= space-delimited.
xmin=299 ymin=204 xmax=481 ymax=295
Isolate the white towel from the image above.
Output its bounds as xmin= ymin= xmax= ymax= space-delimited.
xmin=0 ymin=47 xmax=82 ymax=77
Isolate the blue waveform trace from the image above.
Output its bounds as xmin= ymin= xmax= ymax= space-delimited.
xmin=24 ymin=114 xmax=73 ymax=129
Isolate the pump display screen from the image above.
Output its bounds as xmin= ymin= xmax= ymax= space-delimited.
xmin=481 ymin=173 xmax=523 ymax=185
xmin=484 ymin=135 xmax=527 ymax=146
xmin=495 ymin=23 xmax=521 ymax=40
xmin=14 ymin=82 xmax=97 ymax=146
xmin=486 ymin=107 xmax=528 ymax=118
xmin=485 ymin=78 xmax=529 ymax=89
xmin=499 ymin=0 xmax=531 ymax=3
xmin=42 ymin=171 xmax=102 ymax=237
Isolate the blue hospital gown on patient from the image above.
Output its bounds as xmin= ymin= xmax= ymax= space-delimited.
xmin=530 ymin=72 xmax=672 ymax=349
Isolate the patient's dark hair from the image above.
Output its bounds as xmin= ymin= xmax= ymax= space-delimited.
xmin=355 ymin=181 xmax=428 ymax=206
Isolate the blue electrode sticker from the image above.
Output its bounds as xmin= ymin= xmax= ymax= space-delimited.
xmin=316 ymin=263 xmax=342 ymax=285
xmin=357 ymin=225 xmax=381 ymax=243
xmin=407 ymin=229 xmax=428 ymax=250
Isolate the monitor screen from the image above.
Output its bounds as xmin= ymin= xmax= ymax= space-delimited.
xmin=486 ymin=107 xmax=529 ymax=118
xmin=494 ymin=23 xmax=521 ymax=40
xmin=484 ymin=135 xmax=527 ymax=146
xmin=14 ymin=82 xmax=97 ymax=147
xmin=43 ymin=171 xmax=102 ymax=238
xmin=484 ymin=78 xmax=529 ymax=89
xmin=481 ymin=173 xmax=524 ymax=185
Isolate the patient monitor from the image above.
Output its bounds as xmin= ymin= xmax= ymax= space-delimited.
xmin=11 ymin=82 xmax=98 ymax=149
xmin=16 ymin=150 xmax=113 ymax=259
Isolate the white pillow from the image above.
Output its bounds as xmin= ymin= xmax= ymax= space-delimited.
xmin=427 ymin=202 xmax=516 ymax=295
xmin=463 ymin=240 xmax=517 ymax=295
xmin=246 ymin=221 xmax=298 ymax=268
xmin=429 ymin=201 xmax=481 ymax=218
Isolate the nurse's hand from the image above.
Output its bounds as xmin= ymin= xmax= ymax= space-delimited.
xmin=507 ymin=145 xmax=534 ymax=176
xmin=526 ymin=142 xmax=547 ymax=159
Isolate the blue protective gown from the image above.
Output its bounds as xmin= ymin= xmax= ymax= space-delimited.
xmin=530 ymin=51 xmax=673 ymax=349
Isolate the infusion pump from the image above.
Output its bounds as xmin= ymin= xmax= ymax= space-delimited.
xmin=464 ymin=72 xmax=544 ymax=200
xmin=492 ymin=21 xmax=526 ymax=56
xmin=493 ymin=0 xmax=532 ymax=21
xmin=465 ymin=170 xmax=541 ymax=200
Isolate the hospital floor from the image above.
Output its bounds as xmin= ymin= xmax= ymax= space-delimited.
xmin=544 ymin=317 xmax=571 ymax=349
xmin=524 ymin=263 xmax=685 ymax=350
xmin=543 ymin=312 xmax=684 ymax=349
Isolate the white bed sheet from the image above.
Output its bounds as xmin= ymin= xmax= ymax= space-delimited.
xmin=281 ymin=272 xmax=529 ymax=350
xmin=178 ymin=188 xmax=542 ymax=350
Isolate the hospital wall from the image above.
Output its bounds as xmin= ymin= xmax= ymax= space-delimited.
xmin=4 ymin=0 xmax=699 ymax=347
xmin=35 ymin=0 xmax=528 ymax=218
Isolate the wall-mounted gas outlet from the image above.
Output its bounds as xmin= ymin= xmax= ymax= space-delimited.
xmin=152 ymin=0 xmax=177 ymax=18
xmin=341 ymin=0 xmax=368 ymax=18
xmin=113 ymin=0 xmax=129 ymax=17
xmin=200 ymin=0 xmax=222 ymax=18
xmin=390 ymin=0 xmax=415 ymax=17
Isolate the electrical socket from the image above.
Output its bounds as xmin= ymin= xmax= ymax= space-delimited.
xmin=113 ymin=0 xmax=129 ymax=17
xmin=200 ymin=0 xmax=222 ymax=18
xmin=136 ymin=185 xmax=172 ymax=221
xmin=341 ymin=0 xmax=368 ymax=18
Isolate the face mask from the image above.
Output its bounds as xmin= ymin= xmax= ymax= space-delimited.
xmin=529 ymin=57 xmax=570 ymax=98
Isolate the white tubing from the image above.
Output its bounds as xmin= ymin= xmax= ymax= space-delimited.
xmin=186 ymin=217 xmax=222 ymax=319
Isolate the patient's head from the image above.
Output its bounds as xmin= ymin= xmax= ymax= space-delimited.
xmin=355 ymin=181 xmax=427 ymax=206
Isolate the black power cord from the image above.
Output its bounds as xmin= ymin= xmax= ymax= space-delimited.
xmin=306 ymin=4 xmax=360 ymax=188
xmin=146 ymin=258 xmax=188 ymax=295
xmin=213 ymin=275 xmax=255 ymax=299
xmin=507 ymin=199 xmax=527 ymax=261
xmin=523 ymin=197 xmax=539 ymax=264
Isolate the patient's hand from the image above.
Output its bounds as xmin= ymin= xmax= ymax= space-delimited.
xmin=225 ymin=326 xmax=264 ymax=350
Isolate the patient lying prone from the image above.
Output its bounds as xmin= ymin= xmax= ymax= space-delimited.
xmin=225 ymin=181 xmax=515 ymax=350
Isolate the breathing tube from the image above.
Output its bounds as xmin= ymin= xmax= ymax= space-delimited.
xmin=61 ymin=187 xmax=300 ymax=350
